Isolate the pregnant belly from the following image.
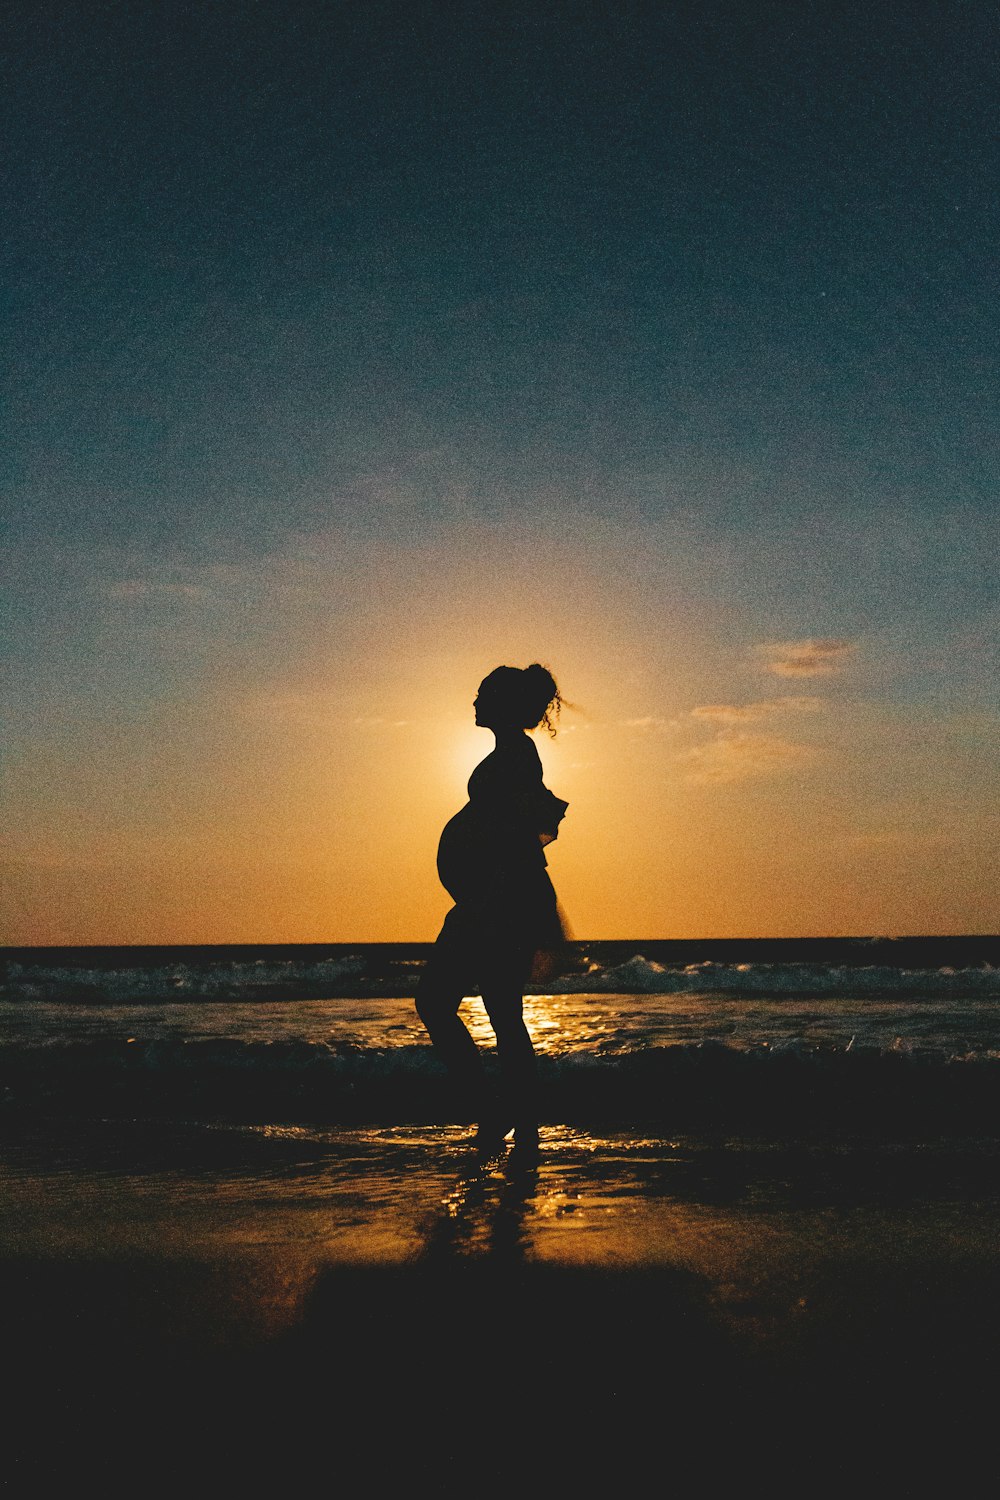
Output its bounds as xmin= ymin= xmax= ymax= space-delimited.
xmin=436 ymin=805 xmax=549 ymax=906
xmin=436 ymin=806 xmax=483 ymax=902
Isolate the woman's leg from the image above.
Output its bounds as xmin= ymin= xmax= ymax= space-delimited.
xmin=414 ymin=909 xmax=486 ymax=1115
xmin=480 ymin=943 xmax=539 ymax=1143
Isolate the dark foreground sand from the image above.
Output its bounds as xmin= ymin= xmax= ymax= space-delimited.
xmin=5 ymin=1253 xmax=1000 ymax=1491
xmin=4 ymin=1123 xmax=1000 ymax=1489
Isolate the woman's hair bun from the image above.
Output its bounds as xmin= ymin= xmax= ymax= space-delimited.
xmin=480 ymin=662 xmax=564 ymax=734
xmin=523 ymin=663 xmax=561 ymax=736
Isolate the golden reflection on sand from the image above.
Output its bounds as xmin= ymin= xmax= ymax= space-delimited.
xmin=9 ymin=1121 xmax=1000 ymax=1365
xmin=396 ymin=1124 xmax=1000 ymax=1357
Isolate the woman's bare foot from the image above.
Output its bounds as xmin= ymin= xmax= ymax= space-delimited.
xmin=472 ymin=1114 xmax=513 ymax=1151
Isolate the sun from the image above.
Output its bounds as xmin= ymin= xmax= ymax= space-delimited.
xmin=448 ymin=720 xmax=493 ymax=792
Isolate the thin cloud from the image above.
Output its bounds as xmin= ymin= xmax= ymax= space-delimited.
xmin=679 ymin=732 xmax=819 ymax=785
xmin=844 ymin=830 xmax=957 ymax=852
xmin=235 ymin=693 xmax=414 ymax=729
xmin=691 ymin=697 xmax=823 ymax=724
xmin=756 ymin=638 xmax=857 ymax=678
xmin=106 ymin=580 xmax=207 ymax=601
xmin=5 ymin=849 xmax=109 ymax=872
xmin=236 ymin=691 xmax=340 ymax=728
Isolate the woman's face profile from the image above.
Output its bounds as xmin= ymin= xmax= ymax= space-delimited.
xmin=474 ymin=679 xmax=507 ymax=729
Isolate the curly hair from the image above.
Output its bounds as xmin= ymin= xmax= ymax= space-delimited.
xmin=479 ymin=663 xmax=563 ymax=735
xmin=524 ymin=663 xmax=562 ymax=736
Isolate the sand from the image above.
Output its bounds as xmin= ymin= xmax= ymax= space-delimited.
xmin=3 ymin=1118 xmax=1000 ymax=1488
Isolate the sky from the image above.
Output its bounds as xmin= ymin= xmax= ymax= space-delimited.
xmin=3 ymin=0 xmax=998 ymax=943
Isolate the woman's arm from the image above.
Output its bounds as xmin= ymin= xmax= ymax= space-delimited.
xmin=505 ymin=743 xmax=569 ymax=844
xmin=474 ymin=738 xmax=569 ymax=843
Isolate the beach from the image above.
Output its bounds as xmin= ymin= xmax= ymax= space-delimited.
xmin=3 ymin=941 xmax=1000 ymax=1485
xmin=6 ymin=1122 xmax=1000 ymax=1487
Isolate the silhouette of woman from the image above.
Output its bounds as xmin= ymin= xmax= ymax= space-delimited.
xmin=416 ymin=664 xmax=569 ymax=1152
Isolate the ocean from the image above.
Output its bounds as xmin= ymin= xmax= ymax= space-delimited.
xmin=4 ymin=937 xmax=1000 ymax=1483
xmin=3 ymin=936 xmax=1000 ymax=1130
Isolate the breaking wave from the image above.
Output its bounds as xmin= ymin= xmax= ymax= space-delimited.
xmin=549 ymin=955 xmax=1000 ymax=998
xmin=3 ymin=953 xmax=999 ymax=1004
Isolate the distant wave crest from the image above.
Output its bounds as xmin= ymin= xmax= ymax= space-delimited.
xmin=3 ymin=954 xmax=999 ymax=1004
xmin=547 ymin=955 xmax=1000 ymax=998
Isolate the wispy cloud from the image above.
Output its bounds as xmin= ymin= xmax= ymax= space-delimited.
xmin=842 ymin=829 xmax=957 ymax=852
xmin=234 ymin=693 xmax=414 ymax=729
xmin=235 ymin=691 xmax=342 ymax=728
xmin=755 ymin=638 xmax=857 ymax=678
xmin=690 ymin=696 xmax=823 ymax=724
xmin=106 ymin=580 xmax=208 ymax=600
xmin=623 ymin=716 xmax=669 ymax=729
xmin=679 ymin=732 xmax=819 ymax=785
xmin=4 ymin=849 xmax=110 ymax=872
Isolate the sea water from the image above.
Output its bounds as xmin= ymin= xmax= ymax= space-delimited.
xmin=2 ymin=939 xmax=999 ymax=1136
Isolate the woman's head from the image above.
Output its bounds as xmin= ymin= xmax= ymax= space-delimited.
xmin=474 ymin=663 xmax=562 ymax=735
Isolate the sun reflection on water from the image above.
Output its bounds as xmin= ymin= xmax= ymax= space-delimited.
xmin=460 ymin=992 xmax=613 ymax=1054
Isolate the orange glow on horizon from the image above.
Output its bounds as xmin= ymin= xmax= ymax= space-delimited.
xmin=4 ymin=523 xmax=997 ymax=945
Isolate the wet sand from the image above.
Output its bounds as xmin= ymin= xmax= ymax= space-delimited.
xmin=4 ymin=1120 xmax=1000 ymax=1485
